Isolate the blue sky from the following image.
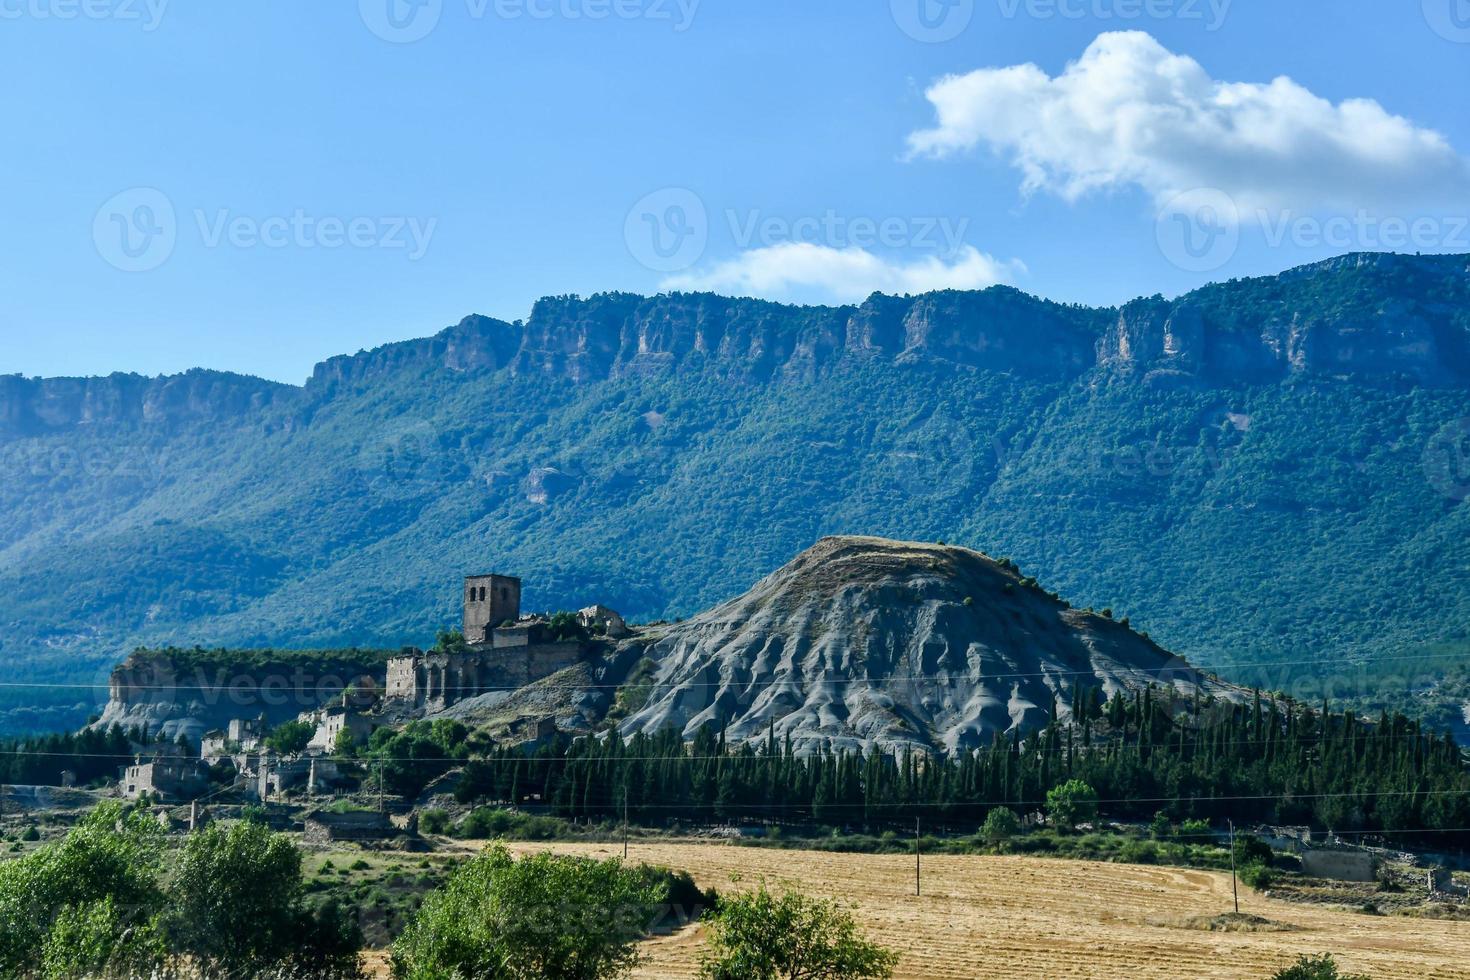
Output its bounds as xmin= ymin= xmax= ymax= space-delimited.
xmin=2 ymin=0 xmax=1468 ymax=383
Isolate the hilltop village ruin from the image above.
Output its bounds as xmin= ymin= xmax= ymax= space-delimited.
xmin=385 ymin=574 xmax=628 ymax=711
xmin=118 ymin=573 xmax=630 ymax=804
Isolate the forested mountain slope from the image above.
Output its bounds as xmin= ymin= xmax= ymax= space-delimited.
xmin=1 ymin=252 xmax=1466 ymax=735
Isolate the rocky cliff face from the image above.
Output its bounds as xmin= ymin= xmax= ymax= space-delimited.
xmin=1098 ymin=253 xmax=1470 ymax=386
xmin=6 ymin=254 xmax=1466 ymax=440
xmin=617 ymin=537 xmax=1239 ymax=755
xmin=0 ymin=370 xmax=288 ymax=438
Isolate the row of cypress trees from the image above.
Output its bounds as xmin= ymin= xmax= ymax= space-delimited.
xmin=457 ymin=688 xmax=1470 ymax=844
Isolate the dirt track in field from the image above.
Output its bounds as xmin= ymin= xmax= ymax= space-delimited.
xmin=489 ymin=842 xmax=1470 ymax=980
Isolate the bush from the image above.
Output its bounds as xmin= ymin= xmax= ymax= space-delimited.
xmin=171 ymin=819 xmax=362 ymax=978
xmin=1119 ymin=840 xmax=1160 ymax=865
xmin=981 ymin=807 xmax=1020 ymax=844
xmin=392 ymin=845 xmax=666 ymax=980
xmin=0 ymin=802 xmax=164 ymax=977
xmin=418 ymin=808 xmax=452 ymax=835
xmin=1233 ymin=834 xmax=1275 ymax=868
xmin=1268 ymin=953 xmax=1372 ymax=980
xmin=1238 ymin=861 xmax=1275 ymax=891
xmin=698 ymin=882 xmax=898 ymax=980
xmin=40 ymin=897 xmax=167 ymax=980
xmin=1045 ymin=780 xmax=1099 ymax=832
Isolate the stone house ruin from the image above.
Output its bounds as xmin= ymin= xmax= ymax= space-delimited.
xmin=303 ymin=809 xmax=397 ymax=844
xmin=122 ymin=748 xmax=208 ymax=801
xmin=387 ymin=574 xmax=615 ymax=712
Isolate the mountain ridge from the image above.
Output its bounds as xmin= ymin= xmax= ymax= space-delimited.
xmin=4 ymin=252 xmax=1466 ymax=440
xmin=0 ymin=252 xmax=1466 ymax=736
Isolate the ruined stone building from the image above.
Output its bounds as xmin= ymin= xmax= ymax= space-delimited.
xmin=386 ymin=574 xmax=604 ymax=711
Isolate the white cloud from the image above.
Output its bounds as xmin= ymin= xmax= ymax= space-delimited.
xmin=661 ymin=243 xmax=1022 ymax=304
xmin=905 ymin=31 xmax=1470 ymax=216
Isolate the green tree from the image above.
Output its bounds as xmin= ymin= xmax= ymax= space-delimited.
xmin=1045 ymin=779 xmax=1099 ymax=832
xmin=698 ymin=883 xmax=898 ymax=980
xmin=0 ymin=801 xmax=165 ymax=977
xmin=171 ymin=819 xmax=360 ymax=978
xmin=265 ymin=719 xmax=315 ymax=755
xmin=392 ymin=845 xmax=664 ymax=980
xmin=39 ymin=897 xmax=167 ymax=980
xmin=981 ymin=807 xmax=1020 ymax=844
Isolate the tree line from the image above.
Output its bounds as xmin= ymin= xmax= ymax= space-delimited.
xmin=454 ymin=689 xmax=1470 ymax=844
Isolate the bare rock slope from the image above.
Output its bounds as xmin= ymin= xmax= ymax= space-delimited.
xmin=619 ymin=537 xmax=1237 ymax=754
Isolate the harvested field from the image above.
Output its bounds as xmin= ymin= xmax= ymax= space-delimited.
xmin=481 ymin=842 xmax=1469 ymax=980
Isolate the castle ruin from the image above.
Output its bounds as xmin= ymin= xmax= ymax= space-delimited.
xmin=385 ymin=573 xmax=599 ymax=712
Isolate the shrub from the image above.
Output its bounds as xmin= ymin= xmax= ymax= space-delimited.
xmin=1119 ymin=840 xmax=1160 ymax=865
xmin=171 ymin=819 xmax=362 ymax=978
xmin=698 ymin=882 xmax=898 ymax=980
xmin=1045 ymin=780 xmax=1099 ymax=832
xmin=39 ymin=896 xmax=167 ymax=980
xmin=418 ymin=808 xmax=452 ymax=835
xmin=1238 ymin=861 xmax=1275 ymax=890
xmin=981 ymin=807 xmax=1020 ymax=844
xmin=1233 ymin=834 xmax=1275 ymax=868
xmin=0 ymin=802 xmax=164 ymax=977
xmin=392 ymin=845 xmax=666 ymax=980
xmin=1268 ymin=953 xmax=1371 ymax=979
xmin=1148 ymin=812 xmax=1172 ymax=840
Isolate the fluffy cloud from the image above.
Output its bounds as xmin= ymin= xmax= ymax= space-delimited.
xmin=661 ymin=243 xmax=1022 ymax=303
xmin=905 ymin=31 xmax=1470 ymax=215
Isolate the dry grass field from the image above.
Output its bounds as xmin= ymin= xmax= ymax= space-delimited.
xmin=470 ymin=842 xmax=1469 ymax=980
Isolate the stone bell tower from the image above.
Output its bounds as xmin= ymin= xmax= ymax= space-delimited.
xmin=464 ymin=574 xmax=521 ymax=644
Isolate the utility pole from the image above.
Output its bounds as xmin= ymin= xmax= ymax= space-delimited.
xmin=1228 ymin=819 xmax=1239 ymax=915
xmin=623 ymin=787 xmax=630 ymax=861
xmin=915 ymin=815 xmax=921 ymax=897
xmin=378 ymin=760 xmax=385 ymax=815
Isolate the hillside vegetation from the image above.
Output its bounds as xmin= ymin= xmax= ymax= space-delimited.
xmin=1 ymin=253 xmax=1467 ymax=734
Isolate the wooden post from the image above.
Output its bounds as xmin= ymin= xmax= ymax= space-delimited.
xmin=915 ymin=815 xmax=921 ymax=897
xmin=623 ymin=787 xmax=630 ymax=861
xmin=1229 ymin=819 xmax=1239 ymax=914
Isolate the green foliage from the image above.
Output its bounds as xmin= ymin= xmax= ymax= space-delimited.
xmin=1046 ymin=780 xmax=1100 ymax=832
xmin=981 ymin=807 xmax=1020 ymax=843
xmin=1268 ymin=953 xmax=1372 ymax=980
xmin=391 ymin=845 xmax=666 ymax=980
xmin=0 ymin=802 xmax=165 ymax=977
xmin=6 ymin=262 xmax=1470 ymax=738
xmin=170 ymin=818 xmax=362 ymax=978
xmin=1238 ymin=861 xmax=1276 ymax=891
xmin=39 ymin=897 xmax=168 ymax=980
xmin=418 ymin=808 xmax=452 ymax=835
xmin=697 ymin=882 xmax=899 ymax=980
xmin=1233 ymin=834 xmax=1275 ymax=869
xmin=264 ymin=719 xmax=315 ymax=755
